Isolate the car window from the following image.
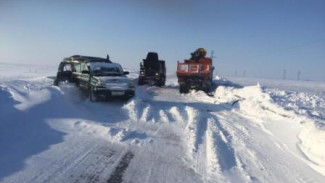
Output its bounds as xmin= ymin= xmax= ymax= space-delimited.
xmin=92 ymin=67 xmax=123 ymax=76
xmin=74 ymin=63 xmax=81 ymax=73
xmin=81 ymin=63 xmax=88 ymax=71
xmin=63 ymin=64 xmax=72 ymax=71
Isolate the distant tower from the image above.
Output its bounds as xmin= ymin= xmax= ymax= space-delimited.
xmin=243 ymin=70 xmax=246 ymax=77
xmin=297 ymin=70 xmax=301 ymax=80
xmin=235 ymin=70 xmax=238 ymax=77
xmin=283 ymin=69 xmax=287 ymax=80
xmin=210 ymin=50 xmax=215 ymax=60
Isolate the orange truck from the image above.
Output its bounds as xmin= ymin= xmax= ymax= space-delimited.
xmin=176 ymin=48 xmax=214 ymax=93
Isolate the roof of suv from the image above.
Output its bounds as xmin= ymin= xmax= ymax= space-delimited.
xmin=62 ymin=55 xmax=112 ymax=63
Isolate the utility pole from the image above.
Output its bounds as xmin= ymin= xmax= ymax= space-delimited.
xmin=283 ymin=69 xmax=287 ymax=80
xmin=210 ymin=50 xmax=216 ymax=60
xmin=297 ymin=70 xmax=301 ymax=80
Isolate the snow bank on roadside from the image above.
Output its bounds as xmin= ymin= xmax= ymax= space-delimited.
xmin=267 ymin=89 xmax=325 ymax=121
xmin=214 ymin=84 xmax=294 ymax=120
xmin=212 ymin=79 xmax=325 ymax=175
xmin=298 ymin=122 xmax=325 ymax=169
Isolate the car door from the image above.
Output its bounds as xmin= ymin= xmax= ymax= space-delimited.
xmin=54 ymin=62 xmax=73 ymax=85
xmin=78 ymin=62 xmax=91 ymax=92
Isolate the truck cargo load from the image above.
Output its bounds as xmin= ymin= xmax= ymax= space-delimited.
xmin=176 ymin=48 xmax=214 ymax=93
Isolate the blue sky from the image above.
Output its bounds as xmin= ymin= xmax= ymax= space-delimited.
xmin=0 ymin=0 xmax=324 ymax=80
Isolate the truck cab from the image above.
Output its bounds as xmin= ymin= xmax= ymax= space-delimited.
xmin=138 ymin=52 xmax=166 ymax=87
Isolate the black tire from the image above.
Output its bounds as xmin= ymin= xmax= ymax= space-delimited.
xmin=157 ymin=77 xmax=165 ymax=87
xmin=179 ymin=85 xmax=189 ymax=94
xmin=53 ymin=79 xmax=59 ymax=86
xmin=121 ymin=95 xmax=134 ymax=101
xmin=89 ymin=87 xmax=98 ymax=102
xmin=138 ymin=78 xmax=145 ymax=85
xmin=203 ymin=80 xmax=212 ymax=93
xmin=203 ymin=87 xmax=211 ymax=93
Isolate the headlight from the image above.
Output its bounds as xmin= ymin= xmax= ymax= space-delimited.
xmin=94 ymin=80 xmax=103 ymax=87
xmin=155 ymin=73 xmax=159 ymax=76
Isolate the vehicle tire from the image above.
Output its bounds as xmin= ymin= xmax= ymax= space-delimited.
xmin=203 ymin=80 xmax=212 ymax=93
xmin=53 ymin=79 xmax=59 ymax=86
xmin=203 ymin=87 xmax=211 ymax=93
xmin=89 ymin=87 xmax=98 ymax=102
xmin=179 ymin=85 xmax=189 ymax=94
xmin=122 ymin=95 xmax=133 ymax=101
xmin=162 ymin=77 xmax=166 ymax=87
xmin=138 ymin=78 xmax=145 ymax=85
xmin=157 ymin=77 xmax=165 ymax=87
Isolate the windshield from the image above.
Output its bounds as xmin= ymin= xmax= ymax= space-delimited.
xmin=92 ymin=67 xmax=123 ymax=76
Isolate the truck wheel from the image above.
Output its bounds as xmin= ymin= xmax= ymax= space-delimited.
xmin=89 ymin=87 xmax=98 ymax=102
xmin=203 ymin=80 xmax=212 ymax=93
xmin=157 ymin=77 xmax=165 ymax=87
xmin=203 ymin=87 xmax=211 ymax=93
xmin=179 ymin=85 xmax=189 ymax=94
xmin=138 ymin=78 xmax=145 ymax=85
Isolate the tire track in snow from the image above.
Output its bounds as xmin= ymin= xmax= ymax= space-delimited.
xmin=140 ymin=104 xmax=153 ymax=122
xmin=213 ymin=111 xmax=324 ymax=183
xmin=210 ymin=113 xmax=262 ymax=183
xmin=8 ymin=134 xmax=127 ymax=183
xmin=183 ymin=92 xmax=263 ymax=182
xmin=169 ymin=106 xmax=188 ymax=127
xmin=107 ymin=151 xmax=134 ymax=183
xmin=120 ymin=126 xmax=202 ymax=183
xmin=205 ymin=116 xmax=250 ymax=183
xmin=124 ymin=97 xmax=190 ymax=125
xmin=184 ymin=106 xmax=203 ymax=155
xmin=183 ymin=105 xmax=241 ymax=182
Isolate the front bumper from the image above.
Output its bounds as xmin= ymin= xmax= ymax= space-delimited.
xmin=93 ymin=87 xmax=135 ymax=99
xmin=178 ymin=76 xmax=211 ymax=88
xmin=139 ymin=75 xmax=161 ymax=84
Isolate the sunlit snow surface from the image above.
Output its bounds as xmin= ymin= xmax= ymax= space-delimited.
xmin=0 ymin=63 xmax=325 ymax=183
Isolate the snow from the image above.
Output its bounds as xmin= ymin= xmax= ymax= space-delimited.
xmin=0 ymin=64 xmax=325 ymax=182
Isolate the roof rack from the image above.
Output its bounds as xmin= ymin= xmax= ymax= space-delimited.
xmin=63 ymin=55 xmax=112 ymax=63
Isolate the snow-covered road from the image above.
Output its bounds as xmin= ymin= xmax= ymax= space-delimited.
xmin=1 ymin=70 xmax=325 ymax=182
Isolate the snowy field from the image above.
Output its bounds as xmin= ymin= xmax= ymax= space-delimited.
xmin=1 ymin=63 xmax=325 ymax=183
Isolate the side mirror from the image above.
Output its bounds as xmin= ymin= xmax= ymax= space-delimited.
xmin=82 ymin=70 xmax=90 ymax=74
xmin=123 ymin=71 xmax=130 ymax=75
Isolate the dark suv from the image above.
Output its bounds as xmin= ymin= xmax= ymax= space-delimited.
xmin=54 ymin=55 xmax=135 ymax=101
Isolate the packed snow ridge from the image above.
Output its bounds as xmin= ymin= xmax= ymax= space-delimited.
xmin=0 ymin=64 xmax=325 ymax=183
